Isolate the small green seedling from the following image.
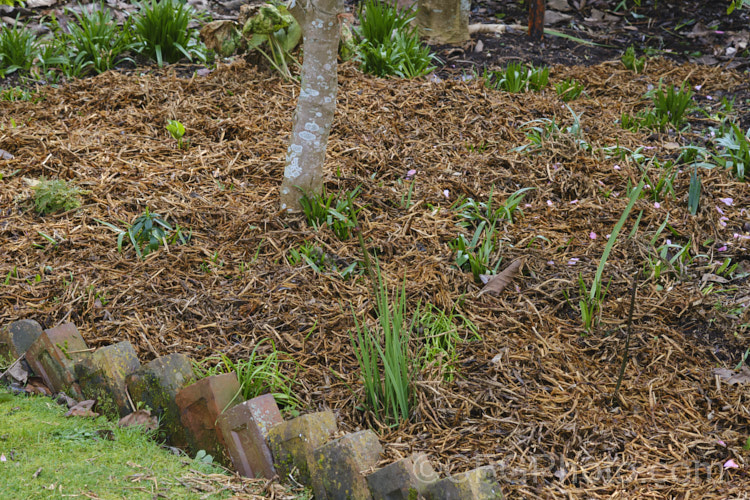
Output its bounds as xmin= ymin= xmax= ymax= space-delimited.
xmin=621 ymin=46 xmax=646 ymax=73
xmin=555 ymin=78 xmax=584 ymax=101
xmin=30 ymin=177 xmax=87 ymax=215
xmin=99 ymin=208 xmax=190 ymax=259
xmin=166 ymin=120 xmax=188 ymax=149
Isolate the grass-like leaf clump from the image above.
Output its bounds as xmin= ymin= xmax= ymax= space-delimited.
xmin=133 ymin=0 xmax=208 ymax=66
xmin=350 ymin=260 xmax=414 ymax=426
xmin=354 ymin=0 xmax=438 ymax=78
xmin=193 ymin=339 xmax=300 ymax=412
xmin=65 ymin=4 xmax=136 ymax=75
xmin=0 ymin=17 xmax=39 ymax=76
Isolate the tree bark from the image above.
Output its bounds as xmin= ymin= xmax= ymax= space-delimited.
xmin=416 ymin=0 xmax=470 ymax=44
xmin=280 ymin=0 xmax=343 ymax=212
xmin=528 ymin=0 xmax=545 ymax=41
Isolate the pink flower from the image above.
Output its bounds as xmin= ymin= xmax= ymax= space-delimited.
xmin=547 ymin=200 xmax=554 ymax=206
xmin=570 ymin=199 xmax=578 ymax=204
xmin=717 ymin=440 xmax=727 ymax=447
xmin=654 ymin=202 xmax=661 ymax=209
xmin=443 ymin=189 xmax=449 ymax=199
xmin=716 ymin=206 xmax=725 ymax=215
xmin=719 ymin=198 xmax=733 ymax=206
xmin=567 ymin=258 xmax=579 ymax=265
xmin=613 ymin=164 xmax=621 ymax=170
xmin=589 ymin=232 xmax=597 ymax=240
xmin=723 ymin=459 xmax=739 ymax=469
xmin=406 ymin=169 xmax=417 ymax=179
xmin=718 ymin=245 xmax=727 ymax=252
xmin=719 ymin=217 xmax=729 ymax=227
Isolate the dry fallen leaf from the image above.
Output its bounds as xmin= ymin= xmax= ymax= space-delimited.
xmin=25 ymin=377 xmax=52 ymax=396
xmin=478 ymin=258 xmax=525 ymax=297
xmin=713 ymin=366 xmax=750 ymax=386
xmin=65 ymin=399 xmax=99 ymax=418
xmin=701 ymin=273 xmax=730 ymax=285
xmin=119 ymin=409 xmax=159 ymax=431
xmin=548 ymin=0 xmax=573 ymax=12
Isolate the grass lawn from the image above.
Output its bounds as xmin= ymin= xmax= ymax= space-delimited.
xmin=0 ymin=387 xmax=305 ymax=499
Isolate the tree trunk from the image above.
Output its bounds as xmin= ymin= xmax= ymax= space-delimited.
xmin=528 ymin=0 xmax=545 ymax=41
xmin=280 ymin=0 xmax=343 ymax=212
xmin=416 ymin=0 xmax=470 ymax=44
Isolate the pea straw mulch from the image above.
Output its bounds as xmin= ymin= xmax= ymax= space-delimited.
xmin=1 ymin=58 xmax=749 ymax=497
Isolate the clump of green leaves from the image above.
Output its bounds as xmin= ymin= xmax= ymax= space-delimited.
xmin=299 ymin=186 xmax=362 ymax=240
xmin=621 ymin=46 xmax=645 ymax=73
xmin=350 ymin=260 xmax=414 ymax=426
xmin=652 ymin=81 xmax=693 ymax=129
xmin=452 ymin=186 xmax=534 ymax=229
xmin=287 ymin=242 xmax=359 ymax=279
xmin=166 ymin=120 xmax=188 ymax=149
xmin=713 ymin=123 xmax=750 ymax=181
xmin=555 ymin=78 xmax=585 ymax=101
xmin=578 ymin=179 xmax=644 ymax=332
xmin=194 ymin=340 xmax=300 ymax=411
xmin=0 ymin=17 xmax=39 ymax=76
xmin=484 ymin=62 xmax=549 ymax=93
xmin=621 ymin=81 xmax=694 ymax=132
xmin=133 ymin=0 xmax=208 ymax=66
xmin=415 ymin=303 xmax=478 ymax=381
xmin=450 ymin=222 xmax=501 ymax=283
xmin=30 ymin=177 xmax=86 ymax=214
xmin=515 ymin=105 xmax=590 ymax=154
xmin=0 ymin=86 xmax=42 ymax=102
xmin=64 ymin=4 xmax=136 ymax=75
xmin=99 ymin=208 xmax=190 ymax=259
xmin=354 ymin=0 xmax=438 ymax=78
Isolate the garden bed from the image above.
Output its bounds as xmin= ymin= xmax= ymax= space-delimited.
xmin=1 ymin=51 xmax=749 ymax=497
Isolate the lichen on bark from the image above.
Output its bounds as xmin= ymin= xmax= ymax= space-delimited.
xmin=280 ymin=0 xmax=344 ymax=211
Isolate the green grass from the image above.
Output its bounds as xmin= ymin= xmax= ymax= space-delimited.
xmin=0 ymin=387 xmax=244 ymax=499
xmin=193 ymin=339 xmax=300 ymax=413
